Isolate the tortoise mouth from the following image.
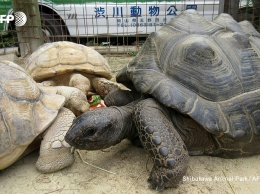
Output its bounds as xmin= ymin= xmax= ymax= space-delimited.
xmin=65 ymin=134 xmax=112 ymax=150
xmin=64 ymin=132 xmax=78 ymax=147
xmin=65 ymin=134 xmax=90 ymax=149
xmin=65 ymin=112 xmax=114 ymax=150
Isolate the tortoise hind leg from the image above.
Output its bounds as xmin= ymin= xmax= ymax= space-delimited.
xmin=134 ymin=98 xmax=189 ymax=190
xmin=36 ymin=108 xmax=75 ymax=173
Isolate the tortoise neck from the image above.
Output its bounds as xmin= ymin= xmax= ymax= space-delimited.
xmin=113 ymin=101 xmax=139 ymax=140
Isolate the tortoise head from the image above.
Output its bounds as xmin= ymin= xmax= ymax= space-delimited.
xmin=65 ymin=107 xmax=126 ymax=150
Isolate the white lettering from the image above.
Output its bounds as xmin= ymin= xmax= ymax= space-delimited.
xmin=0 ymin=15 xmax=14 ymax=23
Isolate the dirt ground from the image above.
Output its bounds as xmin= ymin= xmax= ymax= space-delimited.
xmin=0 ymin=55 xmax=260 ymax=194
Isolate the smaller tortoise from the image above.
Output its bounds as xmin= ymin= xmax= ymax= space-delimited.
xmin=25 ymin=41 xmax=121 ymax=97
xmin=0 ymin=61 xmax=82 ymax=173
xmin=65 ymin=10 xmax=260 ymax=191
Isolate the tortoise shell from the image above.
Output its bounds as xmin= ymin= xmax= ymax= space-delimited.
xmin=117 ymin=10 xmax=260 ymax=142
xmin=25 ymin=41 xmax=112 ymax=82
xmin=0 ymin=61 xmax=65 ymax=169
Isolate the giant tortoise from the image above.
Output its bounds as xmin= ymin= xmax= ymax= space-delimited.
xmin=65 ymin=10 xmax=260 ymax=190
xmin=0 ymin=61 xmax=86 ymax=173
xmin=25 ymin=41 xmax=121 ymax=97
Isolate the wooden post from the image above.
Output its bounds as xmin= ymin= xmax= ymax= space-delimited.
xmin=224 ymin=0 xmax=240 ymax=21
xmin=12 ymin=0 xmax=44 ymax=57
xmin=252 ymin=0 xmax=260 ymax=30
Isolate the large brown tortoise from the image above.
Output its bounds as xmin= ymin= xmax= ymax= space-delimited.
xmin=65 ymin=10 xmax=260 ymax=191
xmin=0 ymin=61 xmax=88 ymax=173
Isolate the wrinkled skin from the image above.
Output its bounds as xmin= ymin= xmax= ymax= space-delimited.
xmin=66 ymin=100 xmax=136 ymax=150
xmin=65 ymin=10 xmax=260 ymax=191
xmin=66 ymin=92 xmax=191 ymax=190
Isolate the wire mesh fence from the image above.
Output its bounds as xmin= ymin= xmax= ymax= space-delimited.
xmin=0 ymin=0 xmax=259 ymax=55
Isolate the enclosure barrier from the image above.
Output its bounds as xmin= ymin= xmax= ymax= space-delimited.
xmin=0 ymin=0 xmax=259 ymax=55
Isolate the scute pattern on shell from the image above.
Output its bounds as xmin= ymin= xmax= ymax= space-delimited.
xmin=25 ymin=41 xmax=112 ymax=81
xmin=117 ymin=10 xmax=260 ymax=144
xmin=0 ymin=61 xmax=65 ymax=168
xmin=121 ymin=10 xmax=260 ymax=102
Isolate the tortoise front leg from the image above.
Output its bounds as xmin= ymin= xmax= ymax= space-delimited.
xmin=36 ymin=108 xmax=75 ymax=173
xmin=39 ymin=85 xmax=90 ymax=116
xmin=134 ymin=98 xmax=189 ymax=191
xmin=104 ymin=89 xmax=142 ymax=106
xmin=69 ymin=73 xmax=91 ymax=95
xmin=91 ymin=77 xmax=123 ymax=97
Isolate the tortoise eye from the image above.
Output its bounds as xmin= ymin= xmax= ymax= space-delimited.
xmin=84 ymin=128 xmax=96 ymax=136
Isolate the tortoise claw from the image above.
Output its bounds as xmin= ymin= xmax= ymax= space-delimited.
xmin=147 ymin=164 xmax=188 ymax=191
xmin=147 ymin=165 xmax=171 ymax=191
xmin=148 ymin=175 xmax=165 ymax=191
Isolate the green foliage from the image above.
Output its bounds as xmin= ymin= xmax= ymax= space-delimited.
xmin=86 ymin=40 xmax=99 ymax=46
xmin=246 ymin=0 xmax=252 ymax=6
xmin=0 ymin=31 xmax=18 ymax=48
xmin=128 ymin=51 xmax=138 ymax=56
